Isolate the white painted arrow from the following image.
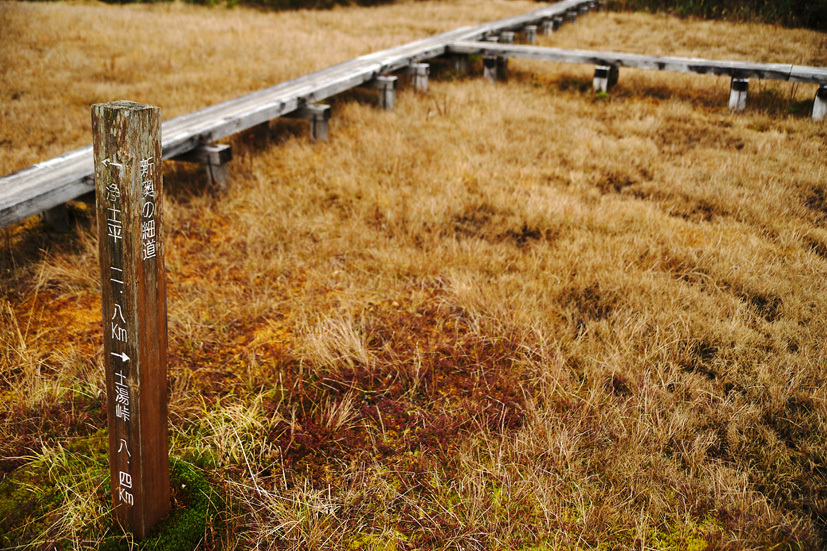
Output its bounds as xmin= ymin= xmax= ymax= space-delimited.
xmin=111 ymin=351 xmax=130 ymax=362
xmin=102 ymin=158 xmax=124 ymax=169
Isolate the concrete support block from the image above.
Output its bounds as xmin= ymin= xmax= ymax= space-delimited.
xmin=593 ymin=65 xmax=618 ymax=92
xmin=729 ymin=78 xmax=748 ymax=111
xmin=813 ymin=85 xmax=827 ymax=121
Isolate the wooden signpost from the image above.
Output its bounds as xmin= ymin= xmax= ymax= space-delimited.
xmin=93 ymin=101 xmax=170 ymax=538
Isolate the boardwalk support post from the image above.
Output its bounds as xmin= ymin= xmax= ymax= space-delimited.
xmin=287 ymin=104 xmax=332 ymax=141
xmin=483 ymin=56 xmax=499 ymax=83
xmin=92 ymin=100 xmax=170 ymax=540
xmin=365 ymin=76 xmax=398 ymax=110
xmin=729 ymin=78 xmax=749 ymax=111
xmin=451 ymin=54 xmax=469 ymax=75
xmin=406 ymin=63 xmax=430 ymax=92
xmin=594 ymin=65 xmax=619 ymax=92
xmin=567 ymin=9 xmax=578 ymax=23
xmin=524 ymin=25 xmax=537 ymax=45
xmin=500 ymin=31 xmax=515 ymax=45
xmin=813 ymin=85 xmax=827 ymax=121
xmin=174 ymin=143 xmax=233 ymax=190
xmin=552 ymin=15 xmax=563 ymax=30
xmin=42 ymin=204 xmax=70 ymax=232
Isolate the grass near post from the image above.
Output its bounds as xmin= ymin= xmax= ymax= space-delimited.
xmin=2 ymin=1 xmax=827 ymax=549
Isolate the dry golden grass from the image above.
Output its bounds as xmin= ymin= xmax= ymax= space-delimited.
xmin=2 ymin=2 xmax=827 ymax=550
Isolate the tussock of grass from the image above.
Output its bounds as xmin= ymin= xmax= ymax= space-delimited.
xmin=2 ymin=2 xmax=827 ymax=549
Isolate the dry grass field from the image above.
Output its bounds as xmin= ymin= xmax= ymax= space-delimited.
xmin=2 ymin=1 xmax=827 ymax=549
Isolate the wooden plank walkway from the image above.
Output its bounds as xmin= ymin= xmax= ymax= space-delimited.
xmin=446 ymin=42 xmax=827 ymax=84
xmin=0 ymin=0 xmax=592 ymax=230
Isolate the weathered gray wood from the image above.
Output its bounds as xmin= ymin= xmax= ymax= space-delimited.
xmin=0 ymin=0 xmax=598 ymax=230
xmin=92 ymin=101 xmax=169 ymax=539
xmin=484 ymin=56 xmax=499 ymax=83
xmin=406 ymin=63 xmax=430 ymax=92
xmin=500 ymin=32 xmax=516 ymax=45
xmin=364 ymin=76 xmax=398 ymax=110
xmin=552 ymin=16 xmax=563 ymax=31
xmin=286 ymin=104 xmax=331 ymax=141
xmin=174 ymin=144 xmax=233 ymax=189
xmin=42 ymin=204 xmax=70 ymax=232
xmin=524 ymin=25 xmax=537 ymax=45
xmin=447 ymin=42 xmax=827 ymax=85
xmin=814 ymin=86 xmax=827 ymax=121
xmin=451 ymin=54 xmax=469 ymax=75
xmin=593 ymin=65 xmax=618 ymax=92
xmin=567 ymin=10 xmax=578 ymax=23
xmin=729 ymin=78 xmax=748 ymax=111
xmin=540 ymin=19 xmax=553 ymax=36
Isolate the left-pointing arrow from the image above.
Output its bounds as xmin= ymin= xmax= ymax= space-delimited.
xmin=111 ymin=351 xmax=130 ymax=362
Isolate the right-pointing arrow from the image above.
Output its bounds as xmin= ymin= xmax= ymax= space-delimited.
xmin=111 ymin=351 xmax=130 ymax=362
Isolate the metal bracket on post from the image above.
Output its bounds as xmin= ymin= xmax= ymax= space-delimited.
xmin=174 ymin=143 xmax=233 ymax=190
xmin=364 ymin=75 xmax=398 ymax=110
xmin=286 ymin=103 xmax=332 ymax=141
xmin=729 ymin=78 xmax=749 ymax=111
xmin=593 ymin=65 xmax=619 ymax=92
xmin=812 ymin=85 xmax=827 ymax=122
xmin=405 ymin=63 xmax=430 ymax=93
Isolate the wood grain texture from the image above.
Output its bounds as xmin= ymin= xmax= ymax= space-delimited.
xmin=93 ymin=101 xmax=170 ymax=539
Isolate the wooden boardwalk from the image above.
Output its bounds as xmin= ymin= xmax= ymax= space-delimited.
xmin=0 ymin=0 xmax=593 ymax=230
xmin=447 ymin=41 xmax=827 ymax=84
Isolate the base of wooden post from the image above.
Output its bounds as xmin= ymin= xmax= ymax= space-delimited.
xmin=813 ymin=85 xmax=827 ymax=122
xmin=593 ymin=65 xmax=618 ymax=92
xmin=567 ymin=10 xmax=578 ymax=23
xmin=364 ymin=76 xmax=398 ymax=110
xmin=540 ymin=19 xmax=553 ymax=36
xmin=175 ymin=144 xmax=233 ymax=190
xmin=42 ymin=204 xmax=70 ymax=232
xmin=406 ymin=63 xmax=430 ymax=92
xmin=523 ymin=25 xmax=537 ymax=45
xmin=729 ymin=78 xmax=748 ymax=111
xmin=287 ymin=104 xmax=331 ymax=141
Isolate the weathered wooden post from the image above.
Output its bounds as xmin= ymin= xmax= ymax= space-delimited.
xmin=552 ymin=16 xmax=564 ymax=31
xmin=524 ymin=25 xmax=537 ymax=45
xmin=407 ymin=63 xmax=430 ymax=93
xmin=92 ymin=101 xmax=170 ymax=539
xmin=729 ymin=78 xmax=749 ymax=111
xmin=594 ymin=65 xmax=619 ymax=92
